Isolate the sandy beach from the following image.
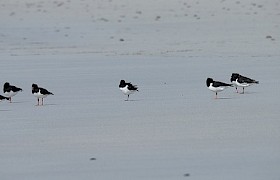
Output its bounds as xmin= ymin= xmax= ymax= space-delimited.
xmin=0 ymin=0 xmax=280 ymax=179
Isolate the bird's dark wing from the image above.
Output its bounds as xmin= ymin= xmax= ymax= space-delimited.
xmin=11 ymin=85 xmax=22 ymax=92
xmin=127 ymin=83 xmax=138 ymax=91
xmin=239 ymin=75 xmax=259 ymax=84
xmin=213 ymin=81 xmax=232 ymax=87
xmin=40 ymin=87 xmax=53 ymax=95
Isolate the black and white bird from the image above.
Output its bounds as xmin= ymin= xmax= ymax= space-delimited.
xmin=3 ymin=82 xmax=22 ymax=103
xmin=230 ymin=73 xmax=259 ymax=94
xmin=0 ymin=95 xmax=9 ymax=102
xmin=32 ymin=84 xmax=54 ymax=106
xmin=206 ymin=78 xmax=233 ymax=99
xmin=119 ymin=80 xmax=138 ymax=101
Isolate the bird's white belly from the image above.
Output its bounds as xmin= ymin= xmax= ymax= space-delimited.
xmin=4 ymin=91 xmax=18 ymax=98
xmin=235 ymin=80 xmax=250 ymax=87
xmin=232 ymin=81 xmax=238 ymax=87
xmin=208 ymin=85 xmax=225 ymax=92
xmin=33 ymin=92 xmax=47 ymax=98
xmin=120 ymin=86 xmax=134 ymax=95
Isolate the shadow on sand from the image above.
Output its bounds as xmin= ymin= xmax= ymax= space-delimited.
xmin=215 ymin=97 xmax=232 ymax=100
xmin=124 ymin=99 xmax=142 ymax=102
xmin=8 ymin=101 xmax=29 ymax=104
xmin=238 ymin=91 xmax=258 ymax=95
xmin=34 ymin=103 xmax=58 ymax=107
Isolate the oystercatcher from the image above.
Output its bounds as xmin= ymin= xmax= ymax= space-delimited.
xmin=3 ymin=82 xmax=22 ymax=103
xmin=32 ymin=84 xmax=53 ymax=106
xmin=206 ymin=78 xmax=233 ymax=99
xmin=119 ymin=80 xmax=138 ymax=101
xmin=230 ymin=73 xmax=259 ymax=93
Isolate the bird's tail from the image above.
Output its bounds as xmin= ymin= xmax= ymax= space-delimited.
xmin=225 ymin=83 xmax=234 ymax=87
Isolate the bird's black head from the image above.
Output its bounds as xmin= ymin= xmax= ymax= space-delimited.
xmin=206 ymin=78 xmax=213 ymax=87
xmin=32 ymin=84 xmax=38 ymax=90
xmin=119 ymin=80 xmax=126 ymax=88
xmin=4 ymin=82 xmax=10 ymax=88
xmin=231 ymin=73 xmax=239 ymax=82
